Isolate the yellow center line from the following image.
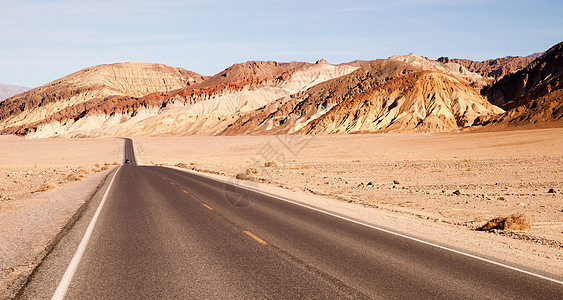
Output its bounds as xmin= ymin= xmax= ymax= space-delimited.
xmin=202 ymin=203 xmax=213 ymax=210
xmin=183 ymin=190 xmax=189 ymax=194
xmin=243 ymin=231 xmax=268 ymax=245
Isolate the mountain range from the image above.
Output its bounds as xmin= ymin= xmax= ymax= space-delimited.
xmin=1 ymin=42 xmax=561 ymax=137
xmin=0 ymin=83 xmax=31 ymax=101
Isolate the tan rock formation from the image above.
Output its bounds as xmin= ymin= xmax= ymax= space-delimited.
xmin=0 ymin=62 xmax=205 ymax=132
xmin=389 ymin=53 xmax=491 ymax=89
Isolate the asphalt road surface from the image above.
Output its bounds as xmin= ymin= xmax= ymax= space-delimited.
xmin=19 ymin=138 xmax=562 ymax=299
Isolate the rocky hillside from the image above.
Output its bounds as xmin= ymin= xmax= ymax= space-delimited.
xmin=0 ymin=60 xmax=358 ymax=137
xmin=222 ymin=60 xmax=503 ymax=135
xmin=437 ymin=56 xmax=536 ymax=79
xmin=0 ymin=83 xmax=31 ymax=101
xmin=479 ymin=42 xmax=563 ymax=126
xmin=0 ymin=62 xmax=205 ymax=134
xmin=4 ymin=43 xmax=561 ymax=137
xmin=389 ymin=54 xmax=491 ymax=89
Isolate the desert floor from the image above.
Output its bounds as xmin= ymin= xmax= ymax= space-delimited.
xmin=0 ymin=136 xmax=122 ymax=202
xmin=134 ymin=128 xmax=563 ymax=244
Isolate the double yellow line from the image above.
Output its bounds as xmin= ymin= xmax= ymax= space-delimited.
xmin=158 ymin=172 xmax=268 ymax=246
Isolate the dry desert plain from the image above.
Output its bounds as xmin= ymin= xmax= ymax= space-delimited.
xmin=0 ymin=128 xmax=562 ymax=295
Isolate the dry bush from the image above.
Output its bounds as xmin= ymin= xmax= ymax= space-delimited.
xmin=504 ymin=214 xmax=531 ymax=230
xmin=37 ymin=182 xmax=58 ymax=192
xmin=92 ymin=168 xmax=102 ymax=173
xmin=264 ymin=161 xmax=277 ymax=168
xmin=77 ymin=169 xmax=89 ymax=175
xmin=245 ymin=168 xmax=258 ymax=175
xmin=235 ymin=173 xmax=253 ymax=181
xmin=176 ymin=163 xmax=189 ymax=169
xmin=479 ymin=214 xmax=531 ymax=231
xmin=100 ymin=165 xmax=109 ymax=171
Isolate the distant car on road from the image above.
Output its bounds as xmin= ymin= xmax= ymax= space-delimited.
xmin=124 ymin=159 xmax=130 ymax=164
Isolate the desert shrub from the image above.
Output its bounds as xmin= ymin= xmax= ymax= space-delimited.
xmin=235 ymin=173 xmax=253 ymax=181
xmin=37 ymin=182 xmax=58 ymax=192
xmin=479 ymin=214 xmax=531 ymax=231
xmin=503 ymin=214 xmax=531 ymax=230
xmin=77 ymin=169 xmax=89 ymax=175
xmin=264 ymin=161 xmax=277 ymax=168
xmin=100 ymin=165 xmax=109 ymax=171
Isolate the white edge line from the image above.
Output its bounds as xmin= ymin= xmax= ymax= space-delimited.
xmin=52 ymin=166 xmax=121 ymax=300
xmin=176 ymin=167 xmax=563 ymax=285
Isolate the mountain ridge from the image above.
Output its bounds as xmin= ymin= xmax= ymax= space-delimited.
xmin=437 ymin=55 xmax=537 ymax=79
xmin=0 ymin=60 xmax=359 ymax=137
xmin=2 ymin=43 xmax=561 ymax=137
xmin=0 ymin=83 xmax=31 ymax=101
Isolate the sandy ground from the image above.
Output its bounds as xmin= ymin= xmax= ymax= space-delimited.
xmin=0 ymin=137 xmax=122 ymax=202
xmin=0 ymin=137 xmax=122 ymax=297
xmin=134 ymin=128 xmax=563 ymax=275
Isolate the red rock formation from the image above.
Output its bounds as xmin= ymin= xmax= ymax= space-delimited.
xmin=0 ymin=60 xmax=349 ymax=136
xmin=221 ymin=59 xmax=503 ymax=135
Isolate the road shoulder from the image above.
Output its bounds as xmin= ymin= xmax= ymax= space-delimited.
xmin=0 ymin=167 xmax=117 ymax=299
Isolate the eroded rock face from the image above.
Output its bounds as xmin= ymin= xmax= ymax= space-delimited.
xmin=390 ymin=54 xmax=491 ymax=89
xmin=66 ymin=62 xmax=206 ymax=97
xmin=221 ymin=60 xmax=420 ymax=135
xmin=479 ymin=42 xmax=563 ymax=126
xmin=300 ymin=71 xmax=503 ymax=134
xmin=222 ymin=59 xmax=503 ymax=135
xmin=437 ymin=56 xmax=536 ymax=80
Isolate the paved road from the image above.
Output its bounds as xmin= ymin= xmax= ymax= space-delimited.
xmin=20 ymin=139 xmax=562 ymax=299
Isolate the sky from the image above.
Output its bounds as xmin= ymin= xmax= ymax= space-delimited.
xmin=1 ymin=0 xmax=562 ymax=87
